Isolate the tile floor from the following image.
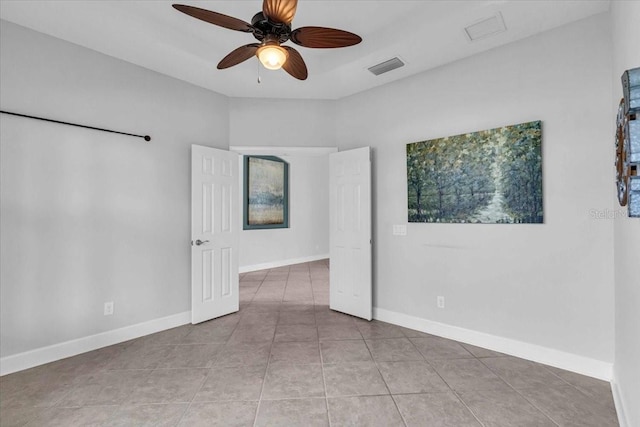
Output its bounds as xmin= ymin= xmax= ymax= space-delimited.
xmin=0 ymin=260 xmax=620 ymax=426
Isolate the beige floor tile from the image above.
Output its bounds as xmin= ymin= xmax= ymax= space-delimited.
xmin=262 ymin=363 xmax=324 ymax=399
xmin=277 ymin=312 xmax=316 ymax=325
xmin=328 ymin=395 xmax=404 ymax=427
xmin=480 ymin=356 xmax=567 ymax=389
xmin=255 ymin=398 xmax=328 ymax=427
xmin=518 ymin=385 xmax=620 ymax=427
xmin=57 ymin=369 xmax=151 ymax=407
xmin=158 ymin=344 xmax=224 ymax=369
xmin=429 ymin=359 xmax=509 ymax=391
xmin=317 ymin=324 xmax=363 ymax=341
xmin=320 ymin=340 xmax=372 ymax=363
xmin=107 ymin=344 xmax=174 ymax=370
xmin=274 ymin=324 xmax=318 ymax=342
xmin=410 ymin=336 xmax=474 ymax=360
xmin=459 ymin=388 xmax=556 ymax=426
xmin=24 ymin=406 xmax=116 ymax=427
xmin=109 ymin=403 xmax=188 ymax=427
xmin=179 ymin=401 xmax=257 ymax=427
xmin=214 ymin=342 xmax=272 ymax=367
xmin=323 ymin=362 xmax=388 ymax=397
xmin=365 ymin=338 xmax=424 ymax=362
xmin=193 ymin=365 xmax=265 ymax=402
xmin=394 ymin=392 xmax=481 ymax=427
xmin=461 ymin=343 xmax=507 ymax=358
xmin=270 ymin=341 xmax=321 ymax=364
xmin=355 ymin=320 xmax=406 ymax=339
xmin=377 ymin=360 xmax=449 ymax=394
xmin=129 ymin=368 xmax=208 ymax=404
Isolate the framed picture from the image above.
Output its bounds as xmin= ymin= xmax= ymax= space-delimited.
xmin=243 ymin=155 xmax=289 ymax=229
xmin=406 ymin=120 xmax=543 ymax=224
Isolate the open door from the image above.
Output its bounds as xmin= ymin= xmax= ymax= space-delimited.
xmin=329 ymin=147 xmax=372 ymax=320
xmin=191 ymin=145 xmax=239 ymax=324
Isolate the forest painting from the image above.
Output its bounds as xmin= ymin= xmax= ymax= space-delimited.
xmin=406 ymin=121 xmax=543 ymax=224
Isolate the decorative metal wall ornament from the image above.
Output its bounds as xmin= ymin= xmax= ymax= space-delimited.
xmin=616 ymin=67 xmax=640 ymax=217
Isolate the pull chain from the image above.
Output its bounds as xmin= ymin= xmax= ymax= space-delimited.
xmin=257 ymin=60 xmax=262 ymax=84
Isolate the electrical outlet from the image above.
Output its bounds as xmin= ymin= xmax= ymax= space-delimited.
xmin=437 ymin=296 xmax=445 ymax=309
xmin=104 ymin=301 xmax=114 ymax=316
xmin=393 ymin=224 xmax=407 ymax=236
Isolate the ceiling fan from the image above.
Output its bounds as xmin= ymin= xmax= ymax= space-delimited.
xmin=172 ymin=0 xmax=362 ymax=80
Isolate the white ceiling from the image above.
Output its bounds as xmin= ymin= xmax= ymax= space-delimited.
xmin=0 ymin=0 xmax=609 ymax=100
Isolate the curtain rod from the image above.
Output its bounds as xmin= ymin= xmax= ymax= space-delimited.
xmin=0 ymin=110 xmax=151 ymax=142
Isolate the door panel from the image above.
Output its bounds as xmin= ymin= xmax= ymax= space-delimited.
xmin=192 ymin=145 xmax=239 ymax=324
xmin=329 ymin=147 xmax=372 ymax=321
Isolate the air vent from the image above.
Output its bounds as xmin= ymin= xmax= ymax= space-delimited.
xmin=368 ymin=57 xmax=405 ymax=76
xmin=464 ymin=12 xmax=506 ymax=41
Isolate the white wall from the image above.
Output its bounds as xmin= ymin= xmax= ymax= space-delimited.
xmin=336 ymin=14 xmax=614 ymax=367
xmin=231 ymin=147 xmax=334 ymax=271
xmin=229 ymin=98 xmax=337 ymax=270
xmin=0 ymin=21 xmax=229 ymax=358
xmin=611 ymin=2 xmax=640 ymax=426
xmin=229 ymin=98 xmax=336 ymax=148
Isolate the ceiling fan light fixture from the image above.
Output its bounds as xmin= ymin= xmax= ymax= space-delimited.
xmin=173 ymin=1 xmax=361 ymax=80
xmin=257 ymin=44 xmax=289 ymax=70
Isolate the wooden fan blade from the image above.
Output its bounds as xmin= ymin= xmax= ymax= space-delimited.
xmin=290 ymin=26 xmax=362 ymax=48
xmin=217 ymin=44 xmax=260 ymax=69
xmin=262 ymin=0 xmax=298 ymax=24
xmin=282 ymin=46 xmax=308 ymax=80
xmin=173 ymin=4 xmax=253 ymax=32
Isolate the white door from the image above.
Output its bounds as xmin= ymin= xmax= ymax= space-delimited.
xmin=191 ymin=145 xmax=239 ymax=324
xmin=329 ymin=147 xmax=372 ymax=320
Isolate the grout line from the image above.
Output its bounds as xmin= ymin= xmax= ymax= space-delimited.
xmin=419 ymin=349 xmax=488 ymax=427
xmin=361 ymin=336 xmax=408 ymax=427
xmin=316 ymin=308 xmax=332 ymax=427
xmin=174 ymin=400 xmax=194 ymax=425
xmin=252 ymin=269 xmax=283 ymax=427
xmin=450 ymin=389 xmax=488 ymax=427
xmin=475 ymin=356 xmax=561 ymax=427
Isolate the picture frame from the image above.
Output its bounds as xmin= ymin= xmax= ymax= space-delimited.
xmin=406 ymin=120 xmax=543 ymax=224
xmin=243 ymin=155 xmax=289 ymax=230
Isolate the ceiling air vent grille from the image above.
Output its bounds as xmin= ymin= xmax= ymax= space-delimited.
xmin=464 ymin=12 xmax=507 ymax=41
xmin=368 ymin=57 xmax=405 ymax=76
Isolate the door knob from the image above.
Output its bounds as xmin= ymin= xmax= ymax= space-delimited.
xmin=194 ymin=239 xmax=209 ymax=246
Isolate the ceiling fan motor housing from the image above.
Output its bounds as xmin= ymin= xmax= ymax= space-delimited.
xmin=251 ymin=12 xmax=291 ymax=44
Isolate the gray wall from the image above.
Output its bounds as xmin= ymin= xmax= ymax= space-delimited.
xmin=0 ymin=21 xmax=229 ymax=357
xmin=335 ymin=14 xmax=614 ymax=363
xmin=611 ymin=2 xmax=640 ymax=425
xmin=229 ymin=98 xmax=337 ymax=270
xmin=229 ymin=98 xmax=336 ymax=148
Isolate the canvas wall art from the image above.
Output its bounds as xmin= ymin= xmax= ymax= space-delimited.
xmin=244 ymin=155 xmax=289 ymax=229
xmin=406 ymin=120 xmax=543 ymax=224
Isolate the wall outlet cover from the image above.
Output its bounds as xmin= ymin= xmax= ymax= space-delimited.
xmin=393 ymin=224 xmax=407 ymax=236
xmin=104 ymin=301 xmax=114 ymax=316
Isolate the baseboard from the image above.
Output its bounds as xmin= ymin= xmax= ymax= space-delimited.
xmin=240 ymin=254 xmax=329 ymax=273
xmin=0 ymin=311 xmax=191 ymax=376
xmin=373 ymin=307 xmax=613 ymax=381
xmin=611 ymin=377 xmax=630 ymax=427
